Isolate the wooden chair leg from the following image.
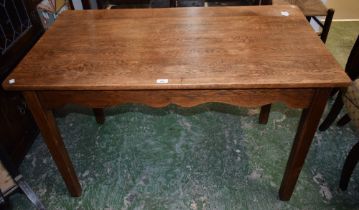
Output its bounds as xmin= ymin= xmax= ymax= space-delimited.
xmin=259 ymin=104 xmax=271 ymax=124
xmin=320 ymin=9 xmax=335 ymax=43
xmin=340 ymin=141 xmax=359 ymax=191
xmin=319 ymin=91 xmax=343 ymax=131
xmin=93 ymin=108 xmax=105 ymax=124
xmin=337 ymin=114 xmax=351 ymax=127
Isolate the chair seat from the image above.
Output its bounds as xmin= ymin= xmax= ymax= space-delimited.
xmin=272 ymin=0 xmax=327 ymax=16
xmin=343 ymin=79 xmax=359 ymax=129
xmin=0 ymin=162 xmax=17 ymax=197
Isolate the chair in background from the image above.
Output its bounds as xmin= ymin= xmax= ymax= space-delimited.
xmin=339 ymin=79 xmax=359 ymax=191
xmin=319 ymin=35 xmax=359 ymax=131
xmin=340 ymin=141 xmax=359 ymax=191
xmin=0 ymin=147 xmax=45 ymax=210
xmin=271 ymin=0 xmax=334 ymax=43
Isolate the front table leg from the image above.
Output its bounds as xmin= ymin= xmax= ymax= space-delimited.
xmin=279 ymin=89 xmax=330 ymax=200
xmin=23 ymin=91 xmax=82 ymax=197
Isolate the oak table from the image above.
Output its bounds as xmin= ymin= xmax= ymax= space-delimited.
xmin=2 ymin=6 xmax=350 ymax=201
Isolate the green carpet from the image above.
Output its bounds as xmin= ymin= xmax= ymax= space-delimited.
xmin=10 ymin=22 xmax=359 ymax=210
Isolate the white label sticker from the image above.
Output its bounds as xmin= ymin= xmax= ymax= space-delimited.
xmin=156 ymin=79 xmax=169 ymax=84
xmin=281 ymin=11 xmax=289 ymax=16
xmin=8 ymin=79 xmax=15 ymax=84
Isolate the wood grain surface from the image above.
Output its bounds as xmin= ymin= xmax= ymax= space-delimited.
xmin=2 ymin=6 xmax=349 ymax=91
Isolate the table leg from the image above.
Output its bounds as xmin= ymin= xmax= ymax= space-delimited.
xmin=23 ymin=91 xmax=82 ymax=197
xmin=93 ymin=108 xmax=105 ymax=124
xmin=259 ymin=104 xmax=271 ymax=124
xmin=279 ymin=89 xmax=330 ymax=201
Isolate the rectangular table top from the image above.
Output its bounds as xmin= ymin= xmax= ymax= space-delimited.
xmin=3 ymin=6 xmax=350 ymax=91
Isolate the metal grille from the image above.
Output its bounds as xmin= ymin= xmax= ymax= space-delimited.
xmin=0 ymin=0 xmax=32 ymax=55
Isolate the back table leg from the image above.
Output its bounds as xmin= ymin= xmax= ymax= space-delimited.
xmin=259 ymin=104 xmax=271 ymax=124
xmin=23 ymin=91 xmax=82 ymax=197
xmin=93 ymin=108 xmax=105 ymax=124
xmin=279 ymin=89 xmax=330 ymax=200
